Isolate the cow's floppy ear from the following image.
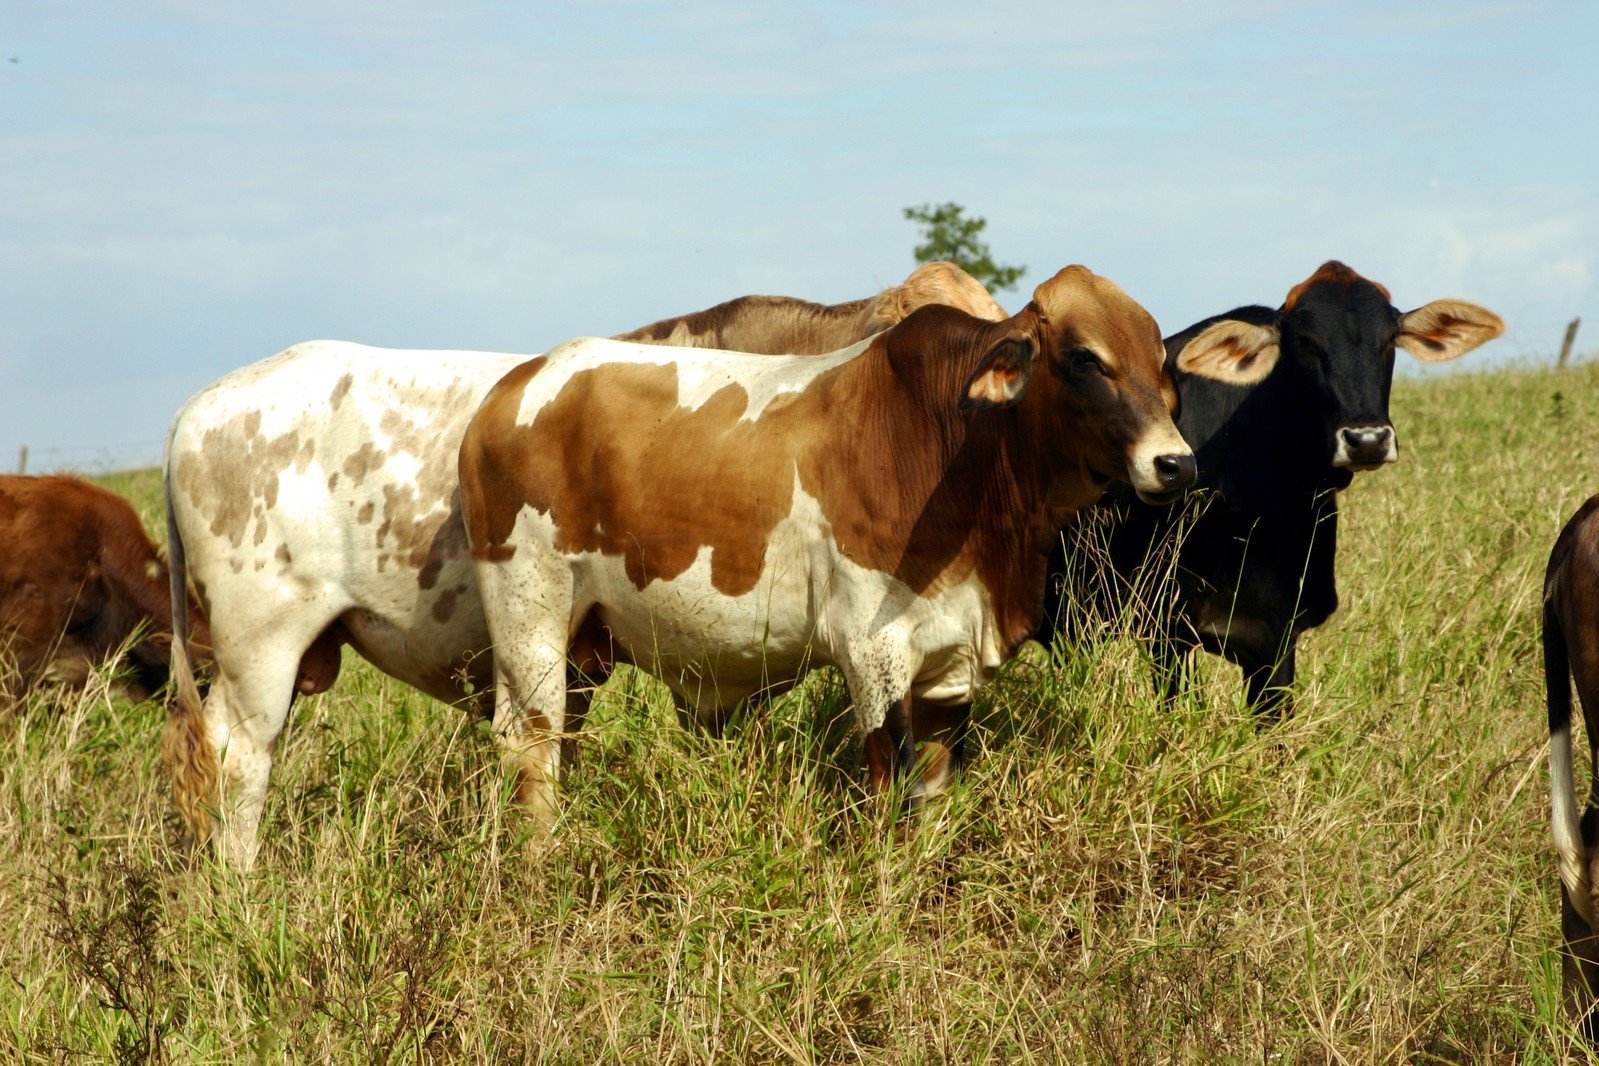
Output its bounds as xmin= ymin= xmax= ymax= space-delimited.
xmin=961 ymin=330 xmax=1036 ymax=409
xmin=1174 ymin=319 xmax=1280 ymax=385
xmin=1396 ymin=300 xmax=1504 ymax=362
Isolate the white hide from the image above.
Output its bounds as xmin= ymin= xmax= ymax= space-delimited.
xmin=168 ymin=341 xmax=528 ymax=698
xmin=166 ymin=340 xmax=530 ymax=867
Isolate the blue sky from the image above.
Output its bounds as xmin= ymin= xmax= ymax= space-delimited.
xmin=3 ymin=1 xmax=1595 ymax=470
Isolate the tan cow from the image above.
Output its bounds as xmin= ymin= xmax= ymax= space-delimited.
xmin=456 ymin=266 xmax=1262 ymax=829
xmin=615 ymin=260 xmax=1005 ymax=353
xmin=164 ymin=263 xmax=1005 ymax=868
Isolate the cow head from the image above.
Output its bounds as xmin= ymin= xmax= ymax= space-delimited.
xmin=1174 ymin=261 xmax=1503 ymax=472
xmin=960 ymin=266 xmax=1223 ymax=505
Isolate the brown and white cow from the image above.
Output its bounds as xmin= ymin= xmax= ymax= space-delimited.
xmin=620 ymin=263 xmax=1010 ymax=786
xmin=0 ymin=475 xmax=202 ymax=703
xmin=456 ymin=266 xmax=1237 ymax=829
xmin=164 ymin=263 xmax=1006 ymax=868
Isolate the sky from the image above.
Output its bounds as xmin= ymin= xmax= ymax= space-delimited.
xmin=2 ymin=1 xmax=1596 ymax=471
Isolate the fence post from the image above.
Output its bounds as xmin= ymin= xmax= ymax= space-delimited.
xmin=16 ymin=445 xmax=25 ymax=475
xmin=1559 ymin=317 xmax=1582 ymax=369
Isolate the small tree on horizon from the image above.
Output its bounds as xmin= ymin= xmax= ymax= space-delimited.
xmin=903 ymin=202 xmax=1026 ymax=294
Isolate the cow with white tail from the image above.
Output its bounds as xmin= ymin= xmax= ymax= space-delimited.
xmin=1545 ymin=493 xmax=1599 ymax=1040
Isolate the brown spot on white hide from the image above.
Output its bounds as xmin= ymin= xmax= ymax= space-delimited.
xmin=176 ymin=409 xmax=310 ymax=550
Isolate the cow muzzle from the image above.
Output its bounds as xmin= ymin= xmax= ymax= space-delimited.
xmin=1131 ymin=450 xmax=1197 ymax=505
xmin=1332 ymin=424 xmax=1397 ymax=471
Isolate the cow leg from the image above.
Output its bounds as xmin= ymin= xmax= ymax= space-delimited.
xmin=1562 ymin=626 xmax=1599 ymax=1035
xmin=490 ymin=643 xmax=568 ymax=832
xmin=562 ymin=609 xmax=615 ymax=771
xmin=910 ymin=697 xmax=969 ymax=804
xmin=1150 ymin=635 xmax=1189 ymax=704
xmin=476 ymin=550 xmax=575 ymax=835
xmin=487 ymin=632 xmax=569 ymax=834
xmin=1563 ymin=807 xmax=1599 ymax=1041
xmin=864 ymin=694 xmax=920 ymax=808
xmin=204 ymin=625 xmax=329 ymax=870
xmin=1242 ymin=646 xmax=1296 ymax=720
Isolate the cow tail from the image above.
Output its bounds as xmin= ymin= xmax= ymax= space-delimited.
xmin=1548 ymin=594 xmax=1596 ymax=929
xmin=162 ymin=463 xmax=217 ymax=851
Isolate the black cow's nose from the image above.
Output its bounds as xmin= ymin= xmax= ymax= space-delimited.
xmin=1154 ymin=453 xmax=1197 ymax=490
xmin=1338 ymin=425 xmax=1395 ymax=467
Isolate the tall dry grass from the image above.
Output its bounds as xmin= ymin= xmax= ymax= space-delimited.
xmin=3 ymin=361 xmax=1598 ymax=1061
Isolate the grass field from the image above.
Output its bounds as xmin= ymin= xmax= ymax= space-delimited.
xmin=4 ymin=360 xmax=1599 ymax=1061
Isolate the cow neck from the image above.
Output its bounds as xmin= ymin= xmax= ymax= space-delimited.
xmin=1184 ymin=360 xmax=1336 ymax=508
xmin=811 ymin=306 xmax=1065 ymax=651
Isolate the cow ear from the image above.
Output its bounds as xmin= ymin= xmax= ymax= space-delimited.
xmin=961 ymin=330 xmax=1036 ymax=410
xmin=1396 ymin=300 xmax=1504 ymax=362
xmin=1174 ymin=319 xmax=1281 ymax=385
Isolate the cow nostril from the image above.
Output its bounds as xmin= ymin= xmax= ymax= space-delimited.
xmin=1336 ymin=425 xmax=1396 ymax=468
xmin=1155 ymin=453 xmax=1197 ymax=486
xmin=1341 ymin=426 xmax=1392 ymax=445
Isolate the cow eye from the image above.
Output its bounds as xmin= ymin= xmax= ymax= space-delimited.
xmin=1069 ymin=347 xmax=1106 ymax=374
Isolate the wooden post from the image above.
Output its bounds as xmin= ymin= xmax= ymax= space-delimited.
xmin=1559 ymin=317 xmax=1581 ymax=369
xmin=16 ymin=445 xmax=25 ymax=475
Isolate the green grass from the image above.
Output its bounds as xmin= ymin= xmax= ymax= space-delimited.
xmin=5 ymin=362 xmax=1599 ymax=1060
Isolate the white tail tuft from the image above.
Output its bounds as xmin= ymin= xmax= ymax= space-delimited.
xmin=1552 ymin=722 xmax=1597 ymax=929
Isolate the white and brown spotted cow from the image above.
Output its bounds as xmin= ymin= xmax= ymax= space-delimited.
xmin=164 ymin=263 xmax=1006 ymax=868
xmin=456 ymin=266 xmax=1246 ymax=831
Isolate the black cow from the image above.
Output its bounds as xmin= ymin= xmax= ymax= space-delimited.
xmin=1038 ymin=261 xmax=1503 ymax=716
xmin=1545 ymin=494 xmax=1599 ymax=1039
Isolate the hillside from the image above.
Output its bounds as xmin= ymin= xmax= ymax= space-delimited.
xmin=4 ymin=361 xmax=1598 ymax=1060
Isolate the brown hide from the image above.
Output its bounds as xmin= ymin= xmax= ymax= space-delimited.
xmin=0 ymin=475 xmax=207 ymax=701
xmin=612 ymin=261 xmax=1006 ymax=352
